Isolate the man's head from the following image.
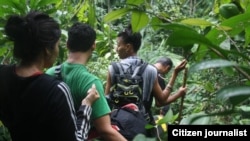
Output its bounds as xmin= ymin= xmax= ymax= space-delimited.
xmin=154 ymin=57 xmax=173 ymax=75
xmin=116 ymin=24 xmax=142 ymax=59
xmin=67 ymin=22 xmax=96 ymax=52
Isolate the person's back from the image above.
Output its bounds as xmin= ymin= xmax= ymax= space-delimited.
xmin=46 ymin=22 xmax=127 ymax=141
xmin=52 ymin=62 xmax=109 ymax=119
xmin=105 ymin=24 xmax=187 ymax=139
xmin=0 ymin=65 xmax=76 ymax=141
xmin=108 ymin=56 xmax=157 ymax=121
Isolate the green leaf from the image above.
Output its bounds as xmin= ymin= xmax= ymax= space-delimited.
xmin=0 ymin=0 xmax=14 ymax=5
xmin=156 ymin=108 xmax=174 ymax=125
xmin=37 ymin=0 xmax=59 ymax=8
xmin=131 ymin=11 xmax=149 ymax=32
xmin=88 ymin=0 xmax=96 ymax=27
xmin=133 ymin=134 xmax=156 ymax=141
xmin=160 ymin=23 xmax=214 ymax=48
xmin=158 ymin=23 xmax=196 ymax=33
xmin=217 ymin=85 xmax=250 ymax=106
xmin=181 ymin=18 xmax=213 ymax=27
xmin=127 ymin=0 xmax=144 ymax=6
xmin=207 ymin=12 xmax=250 ymax=46
xmin=222 ymin=67 xmax=235 ymax=76
xmin=150 ymin=17 xmax=163 ymax=31
xmin=167 ymin=28 xmax=212 ymax=47
xmin=103 ymin=8 xmax=131 ymax=23
xmin=180 ymin=112 xmax=211 ymax=125
xmin=29 ymin=0 xmax=40 ymax=9
xmin=204 ymin=82 xmax=214 ymax=92
xmin=245 ymin=26 xmax=250 ymax=48
xmin=0 ymin=47 xmax=8 ymax=56
xmin=197 ymin=12 xmax=250 ymax=60
xmin=189 ymin=59 xmax=236 ymax=73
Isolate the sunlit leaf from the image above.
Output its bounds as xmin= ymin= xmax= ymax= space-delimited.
xmin=217 ymin=85 xmax=250 ymax=106
xmin=215 ymin=25 xmax=232 ymax=31
xmin=103 ymin=8 xmax=131 ymax=23
xmin=189 ymin=59 xmax=236 ymax=73
xmin=181 ymin=18 xmax=213 ymax=27
xmin=245 ymin=26 xmax=250 ymax=47
xmin=37 ymin=0 xmax=59 ymax=8
xmin=197 ymin=12 xmax=250 ymax=60
xmin=131 ymin=11 xmax=149 ymax=32
xmin=127 ymin=0 xmax=144 ymax=6
xmin=0 ymin=47 xmax=8 ymax=56
xmin=204 ymin=82 xmax=214 ymax=92
xmin=157 ymin=108 xmax=174 ymax=125
xmin=180 ymin=112 xmax=211 ymax=125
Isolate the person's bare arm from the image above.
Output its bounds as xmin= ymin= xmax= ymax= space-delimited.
xmin=153 ymin=59 xmax=188 ymax=106
xmin=93 ymin=115 xmax=127 ymax=141
xmin=105 ymin=72 xmax=112 ymax=95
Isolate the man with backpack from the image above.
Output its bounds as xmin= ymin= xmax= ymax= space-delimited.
xmin=105 ymin=24 xmax=187 ymax=140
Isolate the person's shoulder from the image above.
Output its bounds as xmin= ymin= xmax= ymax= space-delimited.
xmin=35 ymin=74 xmax=70 ymax=94
xmin=0 ymin=64 xmax=14 ymax=71
xmin=145 ymin=64 xmax=157 ymax=72
xmin=37 ymin=73 xmax=61 ymax=85
xmin=45 ymin=65 xmax=57 ymax=75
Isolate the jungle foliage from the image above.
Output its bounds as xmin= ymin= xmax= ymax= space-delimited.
xmin=0 ymin=0 xmax=250 ymax=141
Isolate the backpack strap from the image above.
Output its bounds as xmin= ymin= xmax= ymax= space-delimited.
xmin=132 ymin=62 xmax=148 ymax=78
xmin=55 ymin=64 xmax=62 ymax=81
xmin=111 ymin=62 xmax=120 ymax=75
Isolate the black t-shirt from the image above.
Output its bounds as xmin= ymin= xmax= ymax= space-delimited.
xmin=158 ymin=73 xmax=166 ymax=90
xmin=0 ymin=65 xmax=88 ymax=141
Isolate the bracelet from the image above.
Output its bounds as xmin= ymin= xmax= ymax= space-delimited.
xmin=166 ymin=84 xmax=173 ymax=91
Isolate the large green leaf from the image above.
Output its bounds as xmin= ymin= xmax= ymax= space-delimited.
xmin=217 ymin=85 xmax=250 ymax=106
xmin=0 ymin=0 xmax=27 ymax=14
xmin=88 ymin=0 xmax=96 ymax=27
xmin=0 ymin=47 xmax=8 ymax=57
xmin=245 ymin=26 xmax=250 ymax=47
xmin=158 ymin=23 xmax=229 ymax=59
xmin=158 ymin=23 xmax=196 ymax=33
xmin=103 ymin=8 xmax=131 ymax=23
xmin=131 ymin=11 xmax=149 ymax=32
xmin=197 ymin=12 xmax=250 ymax=60
xmin=0 ymin=0 xmax=13 ymax=5
xmin=189 ymin=59 xmax=236 ymax=73
xmin=181 ymin=18 xmax=213 ymax=27
xmin=36 ymin=0 xmax=59 ymax=8
xmin=127 ymin=0 xmax=144 ymax=6
xmin=206 ymin=12 xmax=250 ymax=46
xmin=29 ymin=0 xmax=40 ymax=9
xmin=161 ymin=23 xmax=212 ymax=46
xmin=180 ymin=112 xmax=211 ymax=125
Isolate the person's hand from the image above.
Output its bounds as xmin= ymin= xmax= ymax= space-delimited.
xmin=81 ymin=84 xmax=100 ymax=106
xmin=174 ymin=59 xmax=187 ymax=73
xmin=177 ymin=86 xmax=187 ymax=97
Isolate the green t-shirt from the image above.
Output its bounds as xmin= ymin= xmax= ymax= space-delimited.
xmin=46 ymin=62 xmax=111 ymax=120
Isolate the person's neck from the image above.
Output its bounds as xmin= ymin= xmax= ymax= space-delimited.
xmin=67 ymin=52 xmax=89 ymax=65
xmin=15 ymin=63 xmax=43 ymax=77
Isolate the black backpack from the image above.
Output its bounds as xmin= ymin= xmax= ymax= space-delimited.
xmin=108 ymin=61 xmax=148 ymax=110
xmin=108 ymin=61 xmax=152 ymax=140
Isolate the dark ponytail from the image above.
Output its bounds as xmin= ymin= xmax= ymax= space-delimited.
xmin=4 ymin=11 xmax=61 ymax=64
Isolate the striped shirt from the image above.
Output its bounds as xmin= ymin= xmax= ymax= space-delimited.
xmin=0 ymin=65 xmax=91 ymax=141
